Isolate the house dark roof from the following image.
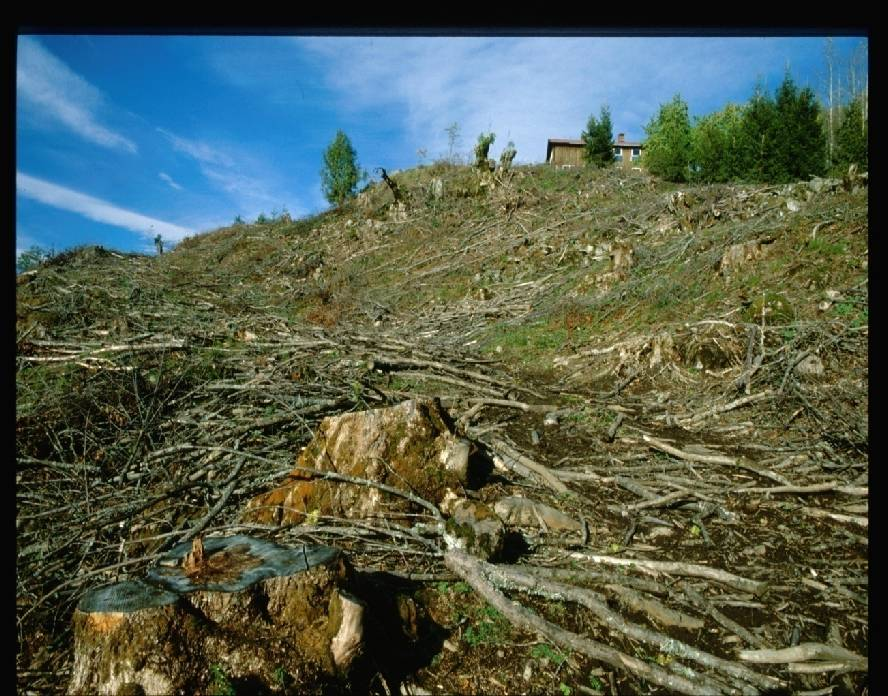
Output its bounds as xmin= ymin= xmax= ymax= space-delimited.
xmin=615 ymin=140 xmax=644 ymax=148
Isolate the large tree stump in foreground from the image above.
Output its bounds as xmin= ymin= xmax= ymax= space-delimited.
xmin=69 ymin=536 xmax=364 ymax=695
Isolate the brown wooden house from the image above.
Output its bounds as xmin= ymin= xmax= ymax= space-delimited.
xmin=612 ymin=133 xmax=643 ymax=168
xmin=546 ymin=133 xmax=644 ymax=168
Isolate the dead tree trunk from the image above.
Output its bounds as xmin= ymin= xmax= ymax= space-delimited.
xmin=376 ymin=167 xmax=403 ymax=203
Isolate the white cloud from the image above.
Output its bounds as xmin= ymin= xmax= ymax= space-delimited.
xmin=297 ymin=36 xmax=834 ymax=163
xmin=17 ymin=172 xmax=193 ymax=242
xmin=158 ymin=171 xmax=183 ymax=191
xmin=17 ymin=36 xmax=137 ymax=153
xmin=157 ymin=127 xmax=301 ymax=218
xmin=157 ymin=127 xmax=234 ymax=167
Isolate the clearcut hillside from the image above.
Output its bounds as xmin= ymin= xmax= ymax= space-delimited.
xmin=17 ymin=162 xmax=868 ymax=695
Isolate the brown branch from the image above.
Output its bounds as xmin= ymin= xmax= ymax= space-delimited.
xmin=444 ymin=549 xmax=731 ymax=696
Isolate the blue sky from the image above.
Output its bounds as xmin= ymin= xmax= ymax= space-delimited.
xmin=16 ymin=34 xmax=867 ymax=259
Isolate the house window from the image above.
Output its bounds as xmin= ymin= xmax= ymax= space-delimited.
xmin=631 ymin=147 xmax=640 ymax=161
xmin=613 ymin=146 xmax=623 ymax=161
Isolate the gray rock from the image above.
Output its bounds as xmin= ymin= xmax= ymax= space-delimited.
xmin=444 ymin=499 xmax=505 ymax=561
xmin=494 ymin=496 xmax=582 ymax=532
xmin=795 ymin=354 xmax=825 ymax=378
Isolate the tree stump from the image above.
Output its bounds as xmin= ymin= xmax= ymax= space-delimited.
xmin=69 ymin=536 xmax=365 ymax=695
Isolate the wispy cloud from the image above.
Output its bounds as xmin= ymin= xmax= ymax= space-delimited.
xmin=157 ymin=126 xmax=297 ymax=218
xmin=156 ymin=127 xmax=233 ymax=167
xmin=297 ymin=37 xmax=832 ymax=163
xmin=17 ymin=36 xmax=138 ymax=154
xmin=158 ymin=171 xmax=183 ymax=191
xmin=17 ymin=172 xmax=192 ymax=242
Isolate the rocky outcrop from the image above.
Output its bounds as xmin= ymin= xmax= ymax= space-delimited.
xmin=245 ymin=399 xmax=472 ymax=526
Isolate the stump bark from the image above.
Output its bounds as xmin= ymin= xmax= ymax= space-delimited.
xmin=69 ymin=536 xmax=365 ymax=695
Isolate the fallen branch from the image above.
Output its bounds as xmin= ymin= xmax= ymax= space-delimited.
xmin=797 ymin=506 xmax=867 ymax=529
xmin=444 ymin=549 xmax=732 ymax=696
xmin=733 ymin=482 xmax=868 ymax=496
xmin=676 ymin=390 xmax=773 ymax=428
xmin=486 ymin=437 xmax=569 ymax=495
xmin=738 ymin=643 xmax=866 ymax=669
xmin=484 ymin=564 xmax=782 ymax=693
xmin=567 ymin=551 xmax=768 ymax=596
xmin=642 ymin=434 xmax=737 ymax=466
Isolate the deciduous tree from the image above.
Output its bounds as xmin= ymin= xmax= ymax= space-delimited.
xmin=643 ymin=95 xmax=692 ymax=182
xmin=321 ymin=130 xmax=361 ymax=207
xmin=581 ymin=105 xmax=614 ymax=167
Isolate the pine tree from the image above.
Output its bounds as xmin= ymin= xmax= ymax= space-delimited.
xmin=643 ymin=95 xmax=692 ymax=182
xmin=834 ymin=95 xmax=868 ymax=172
xmin=581 ymin=105 xmax=614 ymax=167
xmin=320 ymin=130 xmax=361 ymax=206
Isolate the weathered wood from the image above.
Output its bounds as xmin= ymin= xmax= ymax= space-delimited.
xmin=567 ymin=551 xmax=769 ymax=596
xmin=444 ymin=549 xmax=740 ymax=696
xmin=486 ymin=438 xmax=569 ymax=494
xmin=70 ymin=536 xmax=363 ymax=695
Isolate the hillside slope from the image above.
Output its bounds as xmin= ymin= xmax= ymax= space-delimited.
xmin=17 ymin=163 xmax=868 ymax=694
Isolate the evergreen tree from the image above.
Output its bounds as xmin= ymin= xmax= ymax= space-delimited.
xmin=581 ymin=105 xmax=614 ymax=167
xmin=643 ymin=95 xmax=692 ymax=182
xmin=737 ymin=83 xmax=778 ymax=182
xmin=320 ymin=130 xmax=361 ymax=206
xmin=791 ymin=85 xmax=826 ymax=180
xmin=834 ymin=95 xmax=868 ymax=172
xmin=771 ymin=75 xmax=825 ymax=182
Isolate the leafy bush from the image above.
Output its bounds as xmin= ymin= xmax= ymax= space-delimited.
xmin=499 ymin=141 xmax=517 ymax=171
xmin=474 ymin=132 xmax=496 ymax=170
xmin=17 ymin=245 xmax=54 ymax=274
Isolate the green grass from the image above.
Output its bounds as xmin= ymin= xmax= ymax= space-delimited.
xmin=531 ymin=643 xmax=569 ymax=666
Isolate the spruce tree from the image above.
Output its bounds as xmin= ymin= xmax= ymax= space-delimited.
xmin=737 ymin=83 xmax=777 ymax=182
xmin=321 ymin=130 xmax=361 ymax=206
xmin=581 ymin=105 xmax=614 ymax=167
xmin=834 ymin=96 xmax=868 ymax=172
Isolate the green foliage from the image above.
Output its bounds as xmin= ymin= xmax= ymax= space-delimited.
xmin=559 ymin=683 xmax=572 ymax=696
xmin=834 ymin=95 xmax=868 ymax=172
xmin=588 ymin=674 xmax=604 ymax=690
xmin=581 ymin=105 xmax=615 ymax=167
xmin=474 ymin=132 xmax=496 ymax=169
xmin=233 ymin=214 xmax=245 ymax=225
xmin=734 ymin=76 xmax=825 ymax=183
xmin=463 ymin=604 xmax=510 ymax=647
xmin=773 ymin=74 xmax=825 ymax=181
xmin=531 ymin=644 xmax=569 ymax=666
xmin=643 ymin=95 xmax=692 ymax=182
xmin=208 ymin=664 xmax=235 ymax=696
xmin=17 ymin=244 xmax=54 ymax=274
xmin=321 ymin=130 xmax=361 ymax=206
xmin=499 ymin=141 xmax=518 ymax=171
xmin=736 ymin=82 xmax=777 ymax=182
xmin=690 ymin=104 xmax=744 ymax=182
